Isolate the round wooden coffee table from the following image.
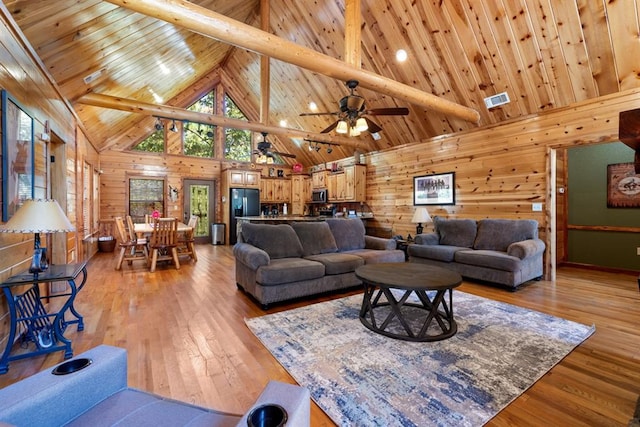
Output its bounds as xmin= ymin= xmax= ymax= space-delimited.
xmin=355 ymin=263 xmax=462 ymax=342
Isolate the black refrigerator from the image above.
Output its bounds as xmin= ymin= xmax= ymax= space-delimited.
xmin=229 ymin=188 xmax=260 ymax=244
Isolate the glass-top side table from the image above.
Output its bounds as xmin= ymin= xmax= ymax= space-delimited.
xmin=0 ymin=262 xmax=88 ymax=374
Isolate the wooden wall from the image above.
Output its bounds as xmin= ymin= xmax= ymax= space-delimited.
xmin=0 ymin=7 xmax=98 ymax=354
xmin=361 ymin=88 xmax=640 ymax=278
xmin=99 ymin=150 xmax=223 ymax=225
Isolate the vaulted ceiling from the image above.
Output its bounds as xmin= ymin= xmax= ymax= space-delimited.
xmin=3 ymin=0 xmax=639 ymax=167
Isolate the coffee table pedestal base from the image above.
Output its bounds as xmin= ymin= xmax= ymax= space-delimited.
xmin=359 ymin=285 xmax=457 ymax=342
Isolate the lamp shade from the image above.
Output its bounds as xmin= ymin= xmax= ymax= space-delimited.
xmin=336 ymin=120 xmax=348 ymax=134
xmin=355 ymin=117 xmax=368 ymax=132
xmin=0 ymin=199 xmax=75 ymax=233
xmin=411 ymin=207 xmax=431 ymax=224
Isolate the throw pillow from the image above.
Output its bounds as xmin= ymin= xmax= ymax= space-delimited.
xmin=241 ymin=223 xmax=303 ymax=259
xmin=291 ymin=222 xmax=338 ymax=257
xmin=325 ymin=218 xmax=366 ymax=251
xmin=434 ymin=216 xmax=477 ymax=247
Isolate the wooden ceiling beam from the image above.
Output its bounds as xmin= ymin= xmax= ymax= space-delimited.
xmin=103 ymin=0 xmax=480 ymax=124
xmin=76 ymin=93 xmax=367 ymax=150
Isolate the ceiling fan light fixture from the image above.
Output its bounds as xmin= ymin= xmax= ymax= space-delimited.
xmin=349 ymin=127 xmax=361 ymax=137
xmin=336 ymin=120 xmax=348 ymax=134
xmin=355 ymin=117 xmax=368 ymax=132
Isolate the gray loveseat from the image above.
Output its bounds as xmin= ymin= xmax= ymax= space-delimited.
xmin=233 ymin=218 xmax=405 ymax=308
xmin=0 ymin=345 xmax=310 ymax=426
xmin=408 ymin=217 xmax=545 ymax=289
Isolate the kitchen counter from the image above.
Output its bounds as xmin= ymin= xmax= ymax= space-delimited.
xmin=236 ymin=216 xmax=327 ymax=222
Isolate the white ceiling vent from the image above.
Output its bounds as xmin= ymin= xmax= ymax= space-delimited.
xmin=484 ymin=92 xmax=510 ymax=109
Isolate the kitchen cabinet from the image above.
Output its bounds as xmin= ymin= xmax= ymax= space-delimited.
xmin=328 ymin=165 xmax=366 ymax=202
xmin=344 ymin=164 xmax=366 ymax=201
xmin=312 ymin=171 xmax=327 ymax=189
xmin=260 ymin=178 xmax=291 ymax=203
xmin=225 ymin=169 xmax=260 ymax=188
xmin=291 ymin=174 xmax=311 ymax=215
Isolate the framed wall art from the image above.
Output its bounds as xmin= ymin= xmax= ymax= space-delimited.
xmin=607 ymin=162 xmax=640 ymax=208
xmin=414 ymin=172 xmax=455 ymax=206
xmin=1 ymin=89 xmax=35 ymax=222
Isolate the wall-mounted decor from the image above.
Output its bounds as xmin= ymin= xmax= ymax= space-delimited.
xmin=414 ymin=172 xmax=455 ymax=206
xmin=607 ymin=162 xmax=640 ymax=208
xmin=1 ymin=90 xmax=34 ymax=222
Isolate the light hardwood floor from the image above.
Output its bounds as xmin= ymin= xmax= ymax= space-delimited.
xmin=1 ymin=245 xmax=639 ymax=426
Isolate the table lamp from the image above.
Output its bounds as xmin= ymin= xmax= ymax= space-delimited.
xmin=411 ymin=207 xmax=431 ymax=235
xmin=0 ymin=199 xmax=75 ymax=275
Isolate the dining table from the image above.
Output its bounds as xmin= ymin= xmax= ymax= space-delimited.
xmin=133 ymin=221 xmax=193 ymax=238
xmin=133 ymin=221 xmax=197 ymax=262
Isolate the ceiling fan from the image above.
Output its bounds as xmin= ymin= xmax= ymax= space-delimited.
xmin=253 ymin=132 xmax=296 ymax=163
xmin=300 ymin=80 xmax=409 ymax=136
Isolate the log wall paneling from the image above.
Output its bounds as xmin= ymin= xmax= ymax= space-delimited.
xmin=0 ymin=4 xmax=93 ymax=359
xmin=99 ymin=150 xmax=222 ymax=221
xmin=362 ymin=88 xmax=640 ymax=280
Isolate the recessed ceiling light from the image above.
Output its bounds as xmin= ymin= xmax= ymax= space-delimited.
xmin=279 ymin=119 xmax=288 ymax=127
xmin=396 ymin=49 xmax=408 ymax=62
xmin=309 ymin=102 xmax=318 ymax=111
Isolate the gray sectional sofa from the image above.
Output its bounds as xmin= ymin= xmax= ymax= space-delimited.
xmin=408 ymin=217 xmax=545 ymax=289
xmin=233 ymin=218 xmax=404 ymax=308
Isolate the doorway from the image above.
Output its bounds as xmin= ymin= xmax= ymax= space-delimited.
xmin=182 ymin=179 xmax=216 ymax=244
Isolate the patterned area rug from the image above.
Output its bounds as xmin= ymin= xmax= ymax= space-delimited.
xmin=246 ymin=291 xmax=595 ymax=427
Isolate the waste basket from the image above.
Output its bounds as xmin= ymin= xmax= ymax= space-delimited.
xmin=98 ymin=236 xmax=116 ymax=252
xmin=211 ymin=223 xmax=225 ymax=245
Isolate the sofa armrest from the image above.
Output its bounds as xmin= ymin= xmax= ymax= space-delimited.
xmin=0 ymin=345 xmax=127 ymax=427
xmin=414 ymin=232 xmax=439 ymax=246
xmin=233 ymin=242 xmax=270 ymax=270
xmin=365 ymin=235 xmax=397 ymax=250
xmin=237 ymin=381 xmax=310 ymax=427
xmin=507 ymin=239 xmax=546 ymax=259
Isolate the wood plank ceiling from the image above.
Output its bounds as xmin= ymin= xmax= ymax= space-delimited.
xmin=3 ymin=0 xmax=639 ymax=167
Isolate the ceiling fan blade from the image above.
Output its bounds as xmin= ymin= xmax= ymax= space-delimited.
xmin=299 ymin=111 xmax=340 ymax=116
xmin=366 ymin=107 xmax=409 ymax=116
xmin=273 ymin=151 xmax=296 ymax=158
xmin=364 ymin=117 xmax=383 ymax=134
xmin=321 ymin=121 xmax=340 ymax=133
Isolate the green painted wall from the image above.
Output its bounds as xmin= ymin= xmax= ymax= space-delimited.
xmin=567 ymin=142 xmax=639 ymax=270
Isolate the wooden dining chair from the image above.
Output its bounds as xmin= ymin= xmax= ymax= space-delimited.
xmin=126 ymin=215 xmax=149 ymax=250
xmin=148 ymin=217 xmax=180 ymax=273
xmin=177 ymin=215 xmax=198 ymax=262
xmin=114 ymin=217 xmax=148 ymax=270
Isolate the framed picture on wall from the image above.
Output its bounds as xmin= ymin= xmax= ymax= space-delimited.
xmin=413 ymin=172 xmax=455 ymax=205
xmin=1 ymin=90 xmax=35 ymax=222
xmin=607 ymin=162 xmax=640 ymax=208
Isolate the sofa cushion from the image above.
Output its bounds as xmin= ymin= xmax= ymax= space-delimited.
xmin=305 ymin=253 xmax=364 ymax=275
xmin=473 ymin=219 xmax=538 ymax=252
xmin=256 ymin=258 xmax=325 ymax=285
xmin=345 ymin=249 xmax=406 ymax=264
xmin=326 ymin=218 xmax=366 ymax=251
xmin=434 ymin=216 xmax=477 ymax=248
xmin=454 ymin=249 xmax=522 ymax=272
xmin=241 ymin=223 xmax=303 ymax=259
xmin=408 ymin=244 xmax=467 ymax=262
xmin=291 ymin=222 xmax=338 ymax=256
